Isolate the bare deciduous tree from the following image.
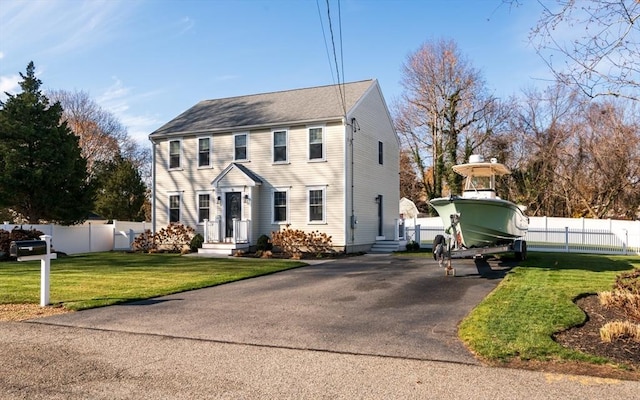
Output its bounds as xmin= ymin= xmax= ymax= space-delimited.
xmin=48 ymin=90 xmax=125 ymax=174
xmin=394 ymin=39 xmax=505 ymax=205
xmin=508 ymin=82 xmax=639 ymax=219
xmin=508 ymin=84 xmax=584 ymax=216
xmin=528 ymin=0 xmax=640 ymax=101
xmin=48 ymin=89 xmax=151 ymax=182
xmin=559 ymin=101 xmax=640 ymax=218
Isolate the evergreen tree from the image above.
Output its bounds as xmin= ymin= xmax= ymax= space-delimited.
xmin=93 ymin=156 xmax=147 ymax=221
xmin=0 ymin=62 xmax=93 ymax=224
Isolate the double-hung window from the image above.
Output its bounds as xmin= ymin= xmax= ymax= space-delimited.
xmin=308 ymin=186 xmax=326 ymax=223
xmin=234 ymin=133 xmax=248 ymax=161
xmin=198 ymin=194 xmax=210 ymax=223
xmin=273 ymin=129 xmax=288 ymax=163
xmin=198 ymin=137 xmax=211 ymax=167
xmin=308 ymin=127 xmax=324 ymax=161
xmin=273 ymin=189 xmax=288 ymax=223
xmin=169 ymin=140 xmax=181 ymax=169
xmin=169 ymin=194 xmax=181 ymax=223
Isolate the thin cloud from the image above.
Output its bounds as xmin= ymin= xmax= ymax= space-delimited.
xmin=97 ymin=77 xmax=163 ymax=145
xmin=0 ymin=0 xmax=133 ymax=58
xmin=0 ymin=74 xmax=20 ymax=97
xmin=178 ymin=16 xmax=195 ymax=35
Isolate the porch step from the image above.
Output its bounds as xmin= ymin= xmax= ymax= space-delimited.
xmin=369 ymin=240 xmax=403 ymax=253
xmin=198 ymin=242 xmax=250 ymax=256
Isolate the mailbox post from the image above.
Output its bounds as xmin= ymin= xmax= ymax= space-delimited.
xmin=10 ymin=235 xmax=56 ymax=307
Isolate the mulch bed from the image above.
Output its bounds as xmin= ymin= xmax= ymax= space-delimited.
xmin=554 ymin=294 xmax=639 ymax=366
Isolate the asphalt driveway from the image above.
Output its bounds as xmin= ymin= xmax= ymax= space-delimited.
xmin=34 ymin=253 xmax=511 ymax=365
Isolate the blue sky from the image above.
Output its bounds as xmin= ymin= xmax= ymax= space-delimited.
xmin=1 ymin=0 xmax=553 ymax=145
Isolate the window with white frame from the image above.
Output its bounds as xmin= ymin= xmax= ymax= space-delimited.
xmin=198 ymin=193 xmax=210 ymax=223
xmin=198 ymin=137 xmax=211 ymax=167
xmin=308 ymin=186 xmax=325 ymax=223
xmin=169 ymin=140 xmax=181 ymax=169
xmin=169 ymin=194 xmax=181 ymax=223
xmin=234 ymin=133 xmax=248 ymax=161
xmin=308 ymin=127 xmax=324 ymax=160
xmin=272 ymin=189 xmax=288 ymax=223
xmin=273 ymin=129 xmax=288 ymax=163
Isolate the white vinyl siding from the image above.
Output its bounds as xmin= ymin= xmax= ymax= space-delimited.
xmin=151 ymin=81 xmax=398 ymax=251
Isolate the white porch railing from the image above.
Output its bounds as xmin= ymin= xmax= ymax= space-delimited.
xmin=203 ymin=218 xmax=251 ymax=244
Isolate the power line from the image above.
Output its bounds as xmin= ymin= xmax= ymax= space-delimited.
xmin=317 ymin=0 xmax=347 ymax=117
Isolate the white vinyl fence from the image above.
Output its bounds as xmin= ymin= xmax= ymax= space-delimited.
xmin=2 ymin=220 xmax=148 ymax=255
xmin=404 ymin=216 xmax=640 ymax=256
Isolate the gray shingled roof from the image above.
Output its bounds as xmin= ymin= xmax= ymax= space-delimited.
xmin=149 ymin=80 xmax=375 ymax=138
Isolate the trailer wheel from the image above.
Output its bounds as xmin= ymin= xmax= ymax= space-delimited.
xmin=515 ymin=240 xmax=527 ymax=261
xmin=433 ymin=235 xmax=446 ymax=261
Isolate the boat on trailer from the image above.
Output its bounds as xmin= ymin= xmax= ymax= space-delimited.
xmin=429 ymin=155 xmax=529 ymax=262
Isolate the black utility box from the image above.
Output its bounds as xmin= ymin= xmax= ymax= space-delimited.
xmin=9 ymin=240 xmax=47 ymax=258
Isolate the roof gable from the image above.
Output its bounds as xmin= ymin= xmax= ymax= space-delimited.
xmin=150 ymin=80 xmax=376 ymax=138
xmin=212 ymin=163 xmax=263 ymax=188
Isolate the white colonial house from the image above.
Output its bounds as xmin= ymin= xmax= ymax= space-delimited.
xmin=149 ymin=79 xmax=400 ymax=254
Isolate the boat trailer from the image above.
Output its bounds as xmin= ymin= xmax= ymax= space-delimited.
xmin=433 ymin=214 xmax=527 ymax=276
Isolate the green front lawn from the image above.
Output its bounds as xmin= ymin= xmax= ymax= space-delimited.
xmin=0 ymin=252 xmax=304 ymax=310
xmin=458 ymin=252 xmax=639 ymax=364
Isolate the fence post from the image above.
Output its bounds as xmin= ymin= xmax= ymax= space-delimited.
xmin=129 ymin=229 xmax=135 ymax=249
xmin=544 ymin=216 xmax=548 ymax=242
xmin=623 ymin=229 xmax=628 ymax=255
xmin=565 ymin=226 xmax=569 ymax=253
xmin=203 ymin=219 xmax=209 ymax=243
xmin=415 ymin=224 xmax=421 ymax=247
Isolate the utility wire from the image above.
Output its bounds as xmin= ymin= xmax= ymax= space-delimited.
xmin=319 ymin=0 xmax=348 ymax=117
xmin=316 ymin=0 xmax=336 ymax=85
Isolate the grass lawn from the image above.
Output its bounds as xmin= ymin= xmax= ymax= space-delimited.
xmin=458 ymin=252 xmax=639 ymax=365
xmin=0 ymin=252 xmax=305 ymax=310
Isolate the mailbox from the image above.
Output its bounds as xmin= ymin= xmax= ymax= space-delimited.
xmin=9 ymin=240 xmax=48 ymax=258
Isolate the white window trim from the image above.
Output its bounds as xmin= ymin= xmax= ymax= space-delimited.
xmin=233 ymin=132 xmax=250 ymax=162
xmin=271 ymin=187 xmax=290 ymax=224
xmin=168 ymin=192 xmax=182 ymax=224
xmin=307 ymin=125 xmax=326 ymax=162
xmin=196 ymin=191 xmax=212 ymax=224
xmin=307 ymin=185 xmax=327 ymax=224
xmin=272 ymin=128 xmax=289 ymax=164
xmin=168 ymin=139 xmax=183 ymax=170
xmin=197 ymin=136 xmax=213 ymax=169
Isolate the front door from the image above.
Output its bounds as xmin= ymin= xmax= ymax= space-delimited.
xmin=225 ymin=192 xmax=242 ymax=238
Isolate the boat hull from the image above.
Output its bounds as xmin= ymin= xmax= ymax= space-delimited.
xmin=429 ymin=197 xmax=529 ymax=248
